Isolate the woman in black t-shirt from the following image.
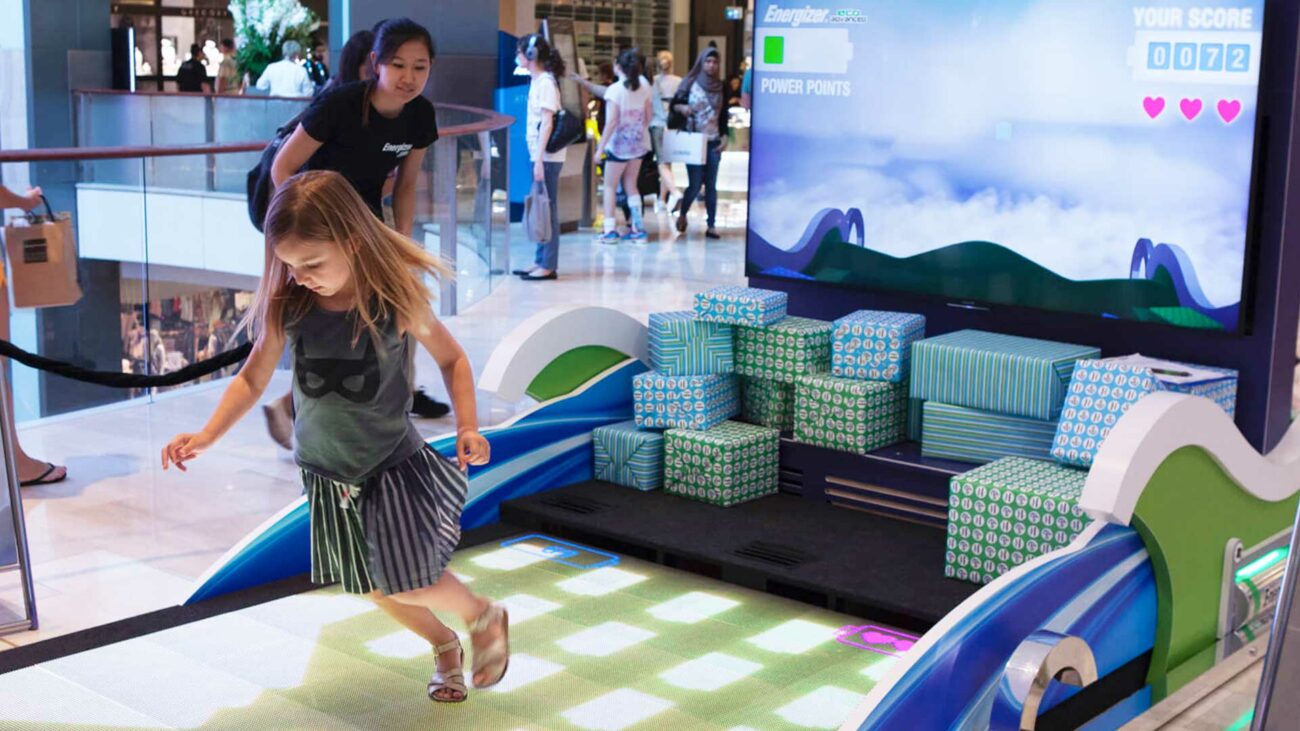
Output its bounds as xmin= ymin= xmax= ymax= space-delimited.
xmin=270 ymin=18 xmax=436 ymax=238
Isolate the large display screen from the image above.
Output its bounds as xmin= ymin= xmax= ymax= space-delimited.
xmin=748 ymin=1 xmax=1265 ymax=332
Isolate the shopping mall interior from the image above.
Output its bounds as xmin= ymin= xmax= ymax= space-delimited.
xmin=0 ymin=1 xmax=1299 ymax=729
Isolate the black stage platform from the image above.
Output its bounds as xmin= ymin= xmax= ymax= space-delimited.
xmin=501 ymin=480 xmax=980 ymax=632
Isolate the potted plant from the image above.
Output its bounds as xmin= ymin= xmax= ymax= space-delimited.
xmin=228 ymin=0 xmax=320 ymax=85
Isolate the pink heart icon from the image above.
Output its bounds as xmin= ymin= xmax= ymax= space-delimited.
xmin=1142 ymin=96 xmax=1165 ymax=119
xmin=1180 ymin=98 xmax=1203 ymax=121
xmin=1218 ymin=99 xmax=1242 ymax=124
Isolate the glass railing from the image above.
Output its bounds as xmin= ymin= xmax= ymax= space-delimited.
xmin=1 ymin=91 xmax=512 ymax=423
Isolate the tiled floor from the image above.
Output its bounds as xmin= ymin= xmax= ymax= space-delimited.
xmin=0 ymin=535 xmax=906 ymax=730
xmin=2 ymin=206 xmax=746 ymax=648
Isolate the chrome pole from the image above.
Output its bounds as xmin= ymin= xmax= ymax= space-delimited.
xmin=0 ymin=372 xmax=37 ymax=635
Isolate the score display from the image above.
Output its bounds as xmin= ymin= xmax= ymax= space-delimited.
xmin=1130 ymin=7 xmax=1262 ymax=85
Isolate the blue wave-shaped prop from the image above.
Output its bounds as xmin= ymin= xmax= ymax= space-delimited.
xmin=748 ymin=207 xmax=864 ymax=274
xmin=184 ymin=359 xmax=646 ymax=605
xmin=858 ymin=523 xmax=1156 ymax=730
xmin=1130 ymin=238 xmax=1238 ymax=329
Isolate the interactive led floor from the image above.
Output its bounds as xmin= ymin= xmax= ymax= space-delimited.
xmin=0 ymin=534 xmax=916 ymax=730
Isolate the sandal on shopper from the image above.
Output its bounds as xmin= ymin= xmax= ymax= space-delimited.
xmin=427 ymin=637 xmax=468 ymax=703
xmin=19 ymin=462 xmax=67 ymax=488
xmin=469 ymin=603 xmax=510 ymax=688
xmin=676 ymin=215 xmax=687 ymax=233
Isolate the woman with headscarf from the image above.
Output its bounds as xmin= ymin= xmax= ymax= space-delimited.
xmin=671 ymin=48 xmax=727 ymax=239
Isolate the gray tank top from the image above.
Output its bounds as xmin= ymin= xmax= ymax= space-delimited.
xmin=286 ymin=304 xmax=423 ymax=484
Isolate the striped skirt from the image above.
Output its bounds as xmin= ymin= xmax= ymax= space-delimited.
xmin=303 ymin=446 xmax=468 ymax=595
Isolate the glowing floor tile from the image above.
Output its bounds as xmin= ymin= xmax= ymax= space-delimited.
xmin=746 ymin=619 xmax=839 ymax=654
xmin=775 ymin=686 xmax=867 ymax=729
xmin=0 ymin=668 xmax=168 ymax=727
xmin=451 ymin=571 xmax=474 ymax=583
xmin=659 ymin=652 xmax=763 ymax=691
xmin=485 ymin=653 xmax=566 ymax=693
xmin=861 ymin=657 xmax=900 ymax=682
xmin=365 ymin=630 xmax=432 ymax=660
xmin=646 ymin=591 xmax=740 ymax=624
xmin=561 ymin=688 xmax=674 ymax=730
xmin=556 ymin=621 xmax=656 ymax=657
xmin=243 ymin=592 xmax=375 ymax=638
xmin=498 ymin=593 xmax=563 ymax=624
xmin=471 ymin=544 xmax=551 ymax=570
xmin=556 ymin=567 xmax=646 ymax=596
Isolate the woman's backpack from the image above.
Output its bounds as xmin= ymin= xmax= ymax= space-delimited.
xmin=246 ymin=112 xmax=305 ymax=232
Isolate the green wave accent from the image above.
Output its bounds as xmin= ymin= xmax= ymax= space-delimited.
xmin=526 ymin=346 xmax=631 ymax=402
xmin=801 ymin=229 xmax=1182 ymax=319
xmin=1130 ymin=446 xmax=1298 ymax=701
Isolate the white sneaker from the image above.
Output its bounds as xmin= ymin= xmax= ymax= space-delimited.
xmin=653 ymin=198 xmax=666 ymax=214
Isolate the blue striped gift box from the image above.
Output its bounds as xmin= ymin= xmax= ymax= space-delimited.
xmin=648 ymin=311 xmax=734 ymax=376
xmin=831 ymin=310 xmax=926 ymax=383
xmin=694 ymin=286 xmax=788 ymax=326
xmin=593 ymin=420 xmax=665 ymax=491
xmin=1051 ymin=357 xmax=1238 ymax=468
xmin=907 ymin=397 xmax=924 ymax=442
xmin=921 ymin=402 xmax=1057 ymax=465
xmin=633 ymin=371 xmax=740 ymax=430
xmin=910 ymin=330 xmax=1100 ymax=421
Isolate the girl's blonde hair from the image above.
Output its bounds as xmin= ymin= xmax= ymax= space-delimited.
xmin=241 ymin=169 xmax=453 ymax=346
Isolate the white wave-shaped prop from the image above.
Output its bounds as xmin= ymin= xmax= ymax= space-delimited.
xmin=1079 ymin=392 xmax=1300 ymax=525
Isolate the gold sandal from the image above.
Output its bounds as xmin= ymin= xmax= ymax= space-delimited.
xmin=469 ymin=603 xmax=510 ymax=688
xmin=427 ymin=637 xmax=467 ymax=703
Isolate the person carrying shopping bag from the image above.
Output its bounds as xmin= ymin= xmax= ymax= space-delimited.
xmin=513 ymin=34 xmax=566 ymax=281
xmin=672 ymin=48 xmax=728 ymax=239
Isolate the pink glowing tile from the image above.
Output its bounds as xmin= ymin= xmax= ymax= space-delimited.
xmin=835 ymin=625 xmax=920 ymax=658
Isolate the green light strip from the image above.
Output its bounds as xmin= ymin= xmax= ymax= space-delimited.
xmin=1236 ymin=547 xmax=1289 ymax=582
xmin=1225 ymin=709 xmax=1254 ymax=731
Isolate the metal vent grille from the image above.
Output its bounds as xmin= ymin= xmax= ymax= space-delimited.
xmin=732 ymin=541 xmax=809 ymax=568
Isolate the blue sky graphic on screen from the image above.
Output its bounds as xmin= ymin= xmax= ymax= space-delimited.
xmin=748 ymin=1 xmax=1265 ymax=331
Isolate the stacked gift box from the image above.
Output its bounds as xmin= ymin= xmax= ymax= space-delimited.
xmin=945 ymin=457 xmax=1091 ymax=584
xmin=733 ymin=314 xmax=833 ymax=435
xmin=1051 ymin=354 xmax=1238 ymax=469
xmin=602 ymin=287 xmax=789 ymax=504
xmin=911 ymin=330 xmax=1099 ymax=464
xmin=781 ymin=309 xmax=926 ymax=455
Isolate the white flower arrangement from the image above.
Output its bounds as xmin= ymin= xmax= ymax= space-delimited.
xmin=228 ymin=0 xmax=320 ymax=81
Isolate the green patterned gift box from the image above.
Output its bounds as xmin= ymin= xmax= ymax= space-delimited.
xmin=945 ymin=457 xmax=1090 ymax=585
xmin=633 ymin=372 xmax=740 ymax=430
xmin=793 ymin=375 xmax=908 ymax=454
xmin=694 ymin=285 xmax=788 ymax=326
xmin=735 ymin=316 xmax=833 ymax=383
xmin=593 ymin=420 xmax=665 ymax=491
xmin=665 ymin=421 xmax=781 ymax=507
xmin=911 ymin=330 xmax=1100 ymax=421
xmin=648 ymin=311 xmax=734 ymax=376
xmin=740 ymin=376 xmax=796 ymax=431
xmin=921 ymin=401 xmax=1057 ymax=465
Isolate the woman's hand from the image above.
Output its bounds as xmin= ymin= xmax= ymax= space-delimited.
xmin=533 ymin=160 xmax=544 ymax=182
xmin=456 ymin=428 xmax=490 ymax=471
xmin=673 ymin=103 xmax=691 ymax=116
xmin=20 ymin=187 xmax=43 ymax=212
xmin=161 ymin=430 xmax=216 ymax=472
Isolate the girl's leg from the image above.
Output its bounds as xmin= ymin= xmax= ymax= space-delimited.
xmin=368 ymin=590 xmax=465 ymax=700
xmin=601 ymin=160 xmax=627 ymax=235
xmin=622 ymin=158 xmax=644 ymax=232
xmin=389 ymin=571 xmax=504 ymax=687
xmin=659 ymin=163 xmax=678 ymax=202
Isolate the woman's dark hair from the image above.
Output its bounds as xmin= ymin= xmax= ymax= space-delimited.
xmin=517 ymin=34 xmax=566 ymax=79
xmin=329 ymin=29 xmax=374 ymax=87
xmin=362 ymin=18 xmax=434 ymax=125
xmin=372 ymin=17 xmax=436 ymax=67
xmin=617 ymin=48 xmax=643 ymax=91
xmin=220 ymin=38 xmax=235 ymax=52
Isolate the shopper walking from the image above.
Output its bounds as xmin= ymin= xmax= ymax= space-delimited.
xmin=594 ymin=49 xmax=652 ymax=242
xmin=216 ymin=39 xmax=242 ymax=95
xmin=672 ymin=48 xmax=728 ymax=239
xmin=162 ymin=170 xmax=509 ymax=702
xmin=0 ymin=185 xmax=67 ymax=487
xmin=651 ymin=51 xmax=682 ymax=214
xmin=255 ymin=40 xmax=315 ymax=98
xmin=263 ymin=18 xmax=449 ymax=448
xmin=176 ymin=44 xmax=210 ymax=93
xmin=513 ymin=33 xmax=566 ymax=281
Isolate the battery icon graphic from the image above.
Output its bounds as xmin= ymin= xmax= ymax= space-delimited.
xmin=755 ymin=28 xmax=854 ymax=74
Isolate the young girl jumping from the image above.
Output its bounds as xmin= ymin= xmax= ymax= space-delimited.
xmin=161 ymin=170 xmax=508 ymax=702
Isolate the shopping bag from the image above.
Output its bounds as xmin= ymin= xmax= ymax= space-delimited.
xmin=3 ymin=196 xmax=81 ymax=308
xmin=662 ymin=129 xmax=706 ymax=165
xmin=523 ymin=180 xmax=552 ymax=243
